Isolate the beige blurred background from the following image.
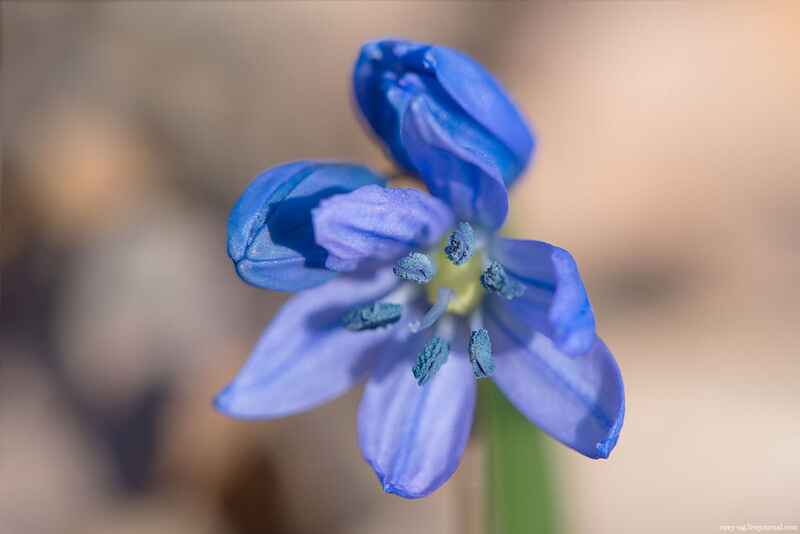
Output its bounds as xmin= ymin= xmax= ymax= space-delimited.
xmin=2 ymin=2 xmax=799 ymax=533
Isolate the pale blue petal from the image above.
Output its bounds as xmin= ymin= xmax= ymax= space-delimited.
xmin=215 ymin=268 xmax=400 ymax=419
xmin=358 ymin=319 xmax=476 ymax=498
xmin=489 ymin=238 xmax=597 ymax=356
xmin=484 ymin=305 xmax=624 ymax=459
xmin=228 ymin=161 xmax=385 ymax=292
xmin=312 ymin=185 xmax=453 ymax=272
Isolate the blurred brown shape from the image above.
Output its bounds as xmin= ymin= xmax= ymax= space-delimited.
xmin=13 ymin=104 xmax=162 ymax=244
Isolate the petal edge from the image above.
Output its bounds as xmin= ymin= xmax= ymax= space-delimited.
xmin=358 ymin=323 xmax=476 ymax=498
xmin=486 ymin=306 xmax=624 ymax=459
xmin=215 ymin=268 xmax=400 ymax=419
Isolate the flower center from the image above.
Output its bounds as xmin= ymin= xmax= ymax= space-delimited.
xmin=341 ymin=221 xmax=528 ymax=386
xmin=425 ymin=242 xmax=485 ymax=315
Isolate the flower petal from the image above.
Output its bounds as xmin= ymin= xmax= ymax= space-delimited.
xmin=488 ymin=238 xmax=597 ymax=356
xmin=358 ymin=321 xmax=476 ymax=498
xmin=400 ymin=92 xmax=510 ymax=230
xmin=353 ymin=39 xmax=538 ymax=229
xmin=228 ymin=161 xmax=386 ymax=292
xmin=353 ymin=40 xmax=428 ymax=173
xmin=428 ymin=45 xmax=534 ymax=177
xmin=312 ymin=185 xmax=453 ymax=272
xmin=353 ymin=39 xmax=534 ymax=189
xmin=215 ymin=268 xmax=400 ymax=419
xmin=484 ymin=305 xmax=624 ymax=459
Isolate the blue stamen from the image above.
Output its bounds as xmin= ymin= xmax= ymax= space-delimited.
xmin=409 ymin=287 xmax=453 ymax=333
xmin=342 ymin=302 xmax=402 ymax=331
xmin=393 ymin=252 xmax=435 ymax=284
xmin=480 ymin=261 xmax=525 ymax=299
xmin=444 ymin=222 xmax=475 ymax=265
xmin=468 ymin=328 xmax=495 ymax=379
xmin=412 ymin=336 xmax=450 ymax=386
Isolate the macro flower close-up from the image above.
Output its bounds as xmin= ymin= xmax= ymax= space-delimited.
xmin=7 ymin=4 xmax=800 ymax=533
xmin=215 ymin=39 xmax=625 ymax=499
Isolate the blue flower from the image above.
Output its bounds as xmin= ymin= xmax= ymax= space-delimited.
xmin=216 ymin=161 xmax=625 ymax=499
xmin=353 ymin=39 xmax=535 ymax=230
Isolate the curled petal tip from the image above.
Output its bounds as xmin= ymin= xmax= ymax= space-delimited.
xmin=595 ymin=397 xmax=625 ymax=459
xmin=360 ymin=40 xmax=383 ymax=61
xmin=381 ymin=480 xmax=428 ymax=499
xmin=213 ymin=383 xmax=272 ymax=421
xmin=593 ymin=431 xmax=620 ymax=459
xmin=595 ymin=442 xmax=612 ymax=460
xmin=212 ymin=384 xmax=240 ymax=417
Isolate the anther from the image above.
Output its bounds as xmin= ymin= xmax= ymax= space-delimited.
xmin=444 ymin=222 xmax=475 ymax=266
xmin=393 ymin=252 xmax=435 ymax=284
xmin=412 ymin=336 xmax=450 ymax=386
xmin=409 ymin=287 xmax=454 ymax=333
xmin=468 ymin=328 xmax=495 ymax=379
xmin=342 ymin=302 xmax=402 ymax=331
xmin=480 ymin=261 xmax=525 ymax=300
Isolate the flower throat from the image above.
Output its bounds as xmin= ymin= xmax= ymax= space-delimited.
xmin=425 ymin=243 xmax=485 ymax=315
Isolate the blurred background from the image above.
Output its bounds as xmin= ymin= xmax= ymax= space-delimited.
xmin=2 ymin=2 xmax=799 ymax=533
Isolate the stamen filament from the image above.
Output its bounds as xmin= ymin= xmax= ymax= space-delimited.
xmin=409 ymin=287 xmax=454 ymax=333
xmin=469 ymin=308 xmax=484 ymax=332
xmin=436 ymin=314 xmax=456 ymax=340
xmin=384 ymin=282 xmax=420 ymax=304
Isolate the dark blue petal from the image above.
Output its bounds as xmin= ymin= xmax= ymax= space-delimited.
xmin=353 ymin=40 xmax=428 ymax=173
xmin=484 ymin=306 xmax=625 ymax=459
xmin=429 ymin=46 xmax=534 ymax=173
xmin=227 ymin=161 xmax=385 ymax=291
xmin=214 ymin=268 xmax=400 ymax=419
xmin=353 ymin=39 xmax=534 ymax=217
xmin=312 ymin=185 xmax=453 ymax=272
xmin=358 ymin=317 xmax=476 ymax=498
xmin=400 ymin=92 xmax=510 ymax=229
xmin=489 ymin=238 xmax=597 ymax=356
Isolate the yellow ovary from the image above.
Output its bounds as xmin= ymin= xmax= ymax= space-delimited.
xmin=426 ymin=244 xmax=485 ymax=315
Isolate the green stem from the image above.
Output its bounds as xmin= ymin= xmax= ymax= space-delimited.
xmin=482 ymin=381 xmax=560 ymax=534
